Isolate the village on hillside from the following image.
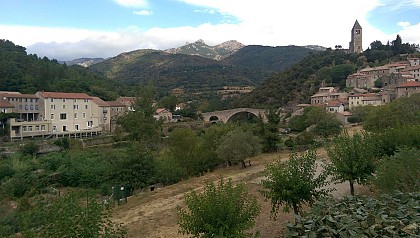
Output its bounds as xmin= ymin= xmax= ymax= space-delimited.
xmin=304 ymin=56 xmax=420 ymax=124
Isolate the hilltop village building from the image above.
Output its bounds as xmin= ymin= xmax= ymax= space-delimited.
xmin=310 ymin=56 xmax=420 ymax=123
xmin=0 ymin=92 xmax=168 ymax=140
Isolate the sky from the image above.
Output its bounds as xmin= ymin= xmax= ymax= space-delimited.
xmin=1 ymin=0 xmax=419 ymax=61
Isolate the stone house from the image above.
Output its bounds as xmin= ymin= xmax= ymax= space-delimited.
xmin=154 ymin=108 xmax=172 ymax=122
xmin=395 ymin=81 xmax=420 ymax=98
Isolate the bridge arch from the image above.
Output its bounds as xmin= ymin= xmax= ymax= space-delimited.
xmin=202 ymin=108 xmax=267 ymax=123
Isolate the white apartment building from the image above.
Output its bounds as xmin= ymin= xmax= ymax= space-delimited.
xmin=36 ymin=91 xmax=99 ymax=133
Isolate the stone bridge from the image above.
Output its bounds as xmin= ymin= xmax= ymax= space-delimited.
xmin=201 ymin=108 xmax=268 ymax=123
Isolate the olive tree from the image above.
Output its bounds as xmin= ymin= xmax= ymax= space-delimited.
xmin=177 ymin=178 xmax=260 ymax=238
xmin=260 ymin=150 xmax=330 ymax=215
xmin=216 ymin=128 xmax=261 ymax=168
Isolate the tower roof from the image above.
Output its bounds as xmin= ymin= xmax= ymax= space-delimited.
xmin=352 ymin=20 xmax=362 ymax=30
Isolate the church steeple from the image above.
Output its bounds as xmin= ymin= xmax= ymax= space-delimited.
xmin=349 ymin=20 xmax=363 ymax=53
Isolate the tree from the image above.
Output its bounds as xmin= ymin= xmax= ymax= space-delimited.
xmin=157 ymin=95 xmax=178 ymax=112
xmin=216 ymin=128 xmax=261 ymax=168
xmin=117 ymin=84 xmax=162 ymax=150
xmin=20 ymin=193 xmax=126 ymax=238
xmin=326 ymin=132 xmax=379 ymax=195
xmin=260 ymin=150 xmax=330 ymax=215
xmin=177 ymin=178 xmax=260 ymax=238
xmin=108 ymin=145 xmax=156 ymax=195
xmin=20 ymin=141 xmax=39 ymax=158
xmin=257 ymin=109 xmax=281 ymax=153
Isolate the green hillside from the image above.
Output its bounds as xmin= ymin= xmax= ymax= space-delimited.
xmin=0 ymin=39 xmax=121 ymax=100
xmin=89 ymin=50 xmax=270 ymax=94
xmin=222 ymin=45 xmax=315 ymax=72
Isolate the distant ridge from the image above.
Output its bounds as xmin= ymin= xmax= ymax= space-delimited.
xmin=165 ymin=39 xmax=245 ymax=60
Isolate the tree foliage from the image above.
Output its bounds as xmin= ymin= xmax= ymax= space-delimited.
xmin=327 ymin=132 xmax=379 ymax=195
xmin=256 ymin=109 xmax=281 ymax=152
xmin=20 ymin=192 xmax=126 ymax=238
xmin=117 ymin=84 xmax=162 ymax=150
xmin=177 ymin=178 xmax=260 ymax=238
xmin=374 ymin=147 xmax=420 ymax=193
xmin=260 ymin=150 xmax=330 ymax=215
xmin=216 ymin=128 xmax=261 ymax=168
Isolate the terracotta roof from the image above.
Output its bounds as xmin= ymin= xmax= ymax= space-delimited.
xmin=404 ymin=65 xmax=420 ymax=71
xmin=118 ymin=97 xmax=136 ymax=104
xmin=326 ymin=100 xmax=344 ymax=107
xmin=38 ymin=91 xmax=92 ymax=99
xmin=396 ymin=81 xmax=420 ymax=87
xmin=338 ymin=111 xmax=353 ymax=116
xmin=106 ymin=101 xmax=125 ymax=107
xmin=0 ymin=100 xmax=14 ymax=108
xmin=91 ymin=97 xmax=109 ymax=107
xmin=0 ymin=92 xmax=38 ymax=98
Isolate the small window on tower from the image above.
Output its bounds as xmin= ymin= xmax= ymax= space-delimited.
xmin=355 ymin=30 xmax=361 ymax=34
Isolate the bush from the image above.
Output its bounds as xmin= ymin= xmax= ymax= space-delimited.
xmin=374 ymin=147 xmax=420 ymax=193
xmin=177 ymin=178 xmax=260 ymax=238
xmin=375 ymin=125 xmax=420 ymax=157
xmin=20 ymin=141 xmax=39 ymax=157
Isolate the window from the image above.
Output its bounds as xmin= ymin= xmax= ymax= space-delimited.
xmin=51 ymin=98 xmax=54 ymax=102
xmin=63 ymin=126 xmax=67 ymax=131
xmin=35 ymin=105 xmax=39 ymax=110
xmin=74 ymin=113 xmax=77 ymax=119
xmin=63 ymin=105 xmax=66 ymax=109
xmin=63 ymin=98 xmax=66 ymax=102
xmin=30 ymin=105 xmax=33 ymax=110
xmin=41 ymin=125 xmax=45 ymax=131
xmin=35 ymin=125 xmax=39 ymax=131
xmin=74 ymin=99 xmax=77 ymax=102
xmin=73 ymin=105 xmax=78 ymax=110
xmin=83 ymin=113 xmax=86 ymax=119
xmin=84 ymin=99 xmax=88 ymax=103
xmin=28 ymin=126 xmax=32 ymax=131
xmin=51 ymin=114 xmax=54 ymax=120
xmin=51 ymin=105 xmax=55 ymax=110
xmin=53 ymin=126 xmax=56 ymax=131
xmin=85 ymin=105 xmax=88 ymax=110
xmin=75 ymin=125 xmax=79 ymax=131
xmin=35 ymin=99 xmax=38 ymax=103
xmin=25 ymin=98 xmax=28 ymax=102
xmin=19 ymin=105 xmax=22 ymax=110
xmin=23 ymin=126 xmax=27 ymax=131
xmin=30 ymin=99 xmax=33 ymax=102
xmin=60 ymin=113 xmax=67 ymax=120
xmin=25 ymin=105 xmax=28 ymax=110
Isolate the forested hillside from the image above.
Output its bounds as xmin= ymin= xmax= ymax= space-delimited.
xmin=0 ymin=40 xmax=121 ymax=100
xmin=89 ymin=50 xmax=271 ymax=94
xmin=222 ymin=45 xmax=315 ymax=72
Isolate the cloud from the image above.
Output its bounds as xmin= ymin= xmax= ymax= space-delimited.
xmin=397 ymin=21 xmax=411 ymax=28
xmin=1 ymin=0 xmax=419 ymax=61
xmin=113 ymin=0 xmax=148 ymax=8
xmin=133 ymin=10 xmax=153 ymax=16
xmin=194 ymin=9 xmax=217 ymax=15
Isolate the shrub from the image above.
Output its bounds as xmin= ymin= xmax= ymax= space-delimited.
xmin=374 ymin=147 xmax=420 ymax=193
xmin=177 ymin=178 xmax=260 ymax=238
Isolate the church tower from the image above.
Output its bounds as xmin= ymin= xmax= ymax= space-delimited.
xmin=349 ymin=20 xmax=362 ymax=53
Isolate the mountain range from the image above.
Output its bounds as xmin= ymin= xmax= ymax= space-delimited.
xmin=89 ymin=40 xmax=316 ymax=97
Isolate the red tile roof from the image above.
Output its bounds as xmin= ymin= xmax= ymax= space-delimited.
xmin=0 ymin=100 xmax=14 ymax=108
xmin=0 ymin=93 xmax=38 ymax=98
xmin=91 ymin=97 xmax=109 ymax=107
xmin=396 ymin=81 xmax=420 ymax=87
xmin=38 ymin=91 xmax=92 ymax=99
xmin=106 ymin=101 xmax=125 ymax=107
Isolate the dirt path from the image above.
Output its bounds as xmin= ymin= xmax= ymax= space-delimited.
xmin=112 ymin=141 xmax=370 ymax=237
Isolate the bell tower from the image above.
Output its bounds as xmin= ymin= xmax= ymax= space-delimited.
xmin=349 ymin=20 xmax=362 ymax=53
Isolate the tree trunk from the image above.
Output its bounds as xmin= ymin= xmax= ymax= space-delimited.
xmin=349 ymin=180 xmax=355 ymax=196
xmin=240 ymin=160 xmax=246 ymax=168
xmin=292 ymin=203 xmax=299 ymax=215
